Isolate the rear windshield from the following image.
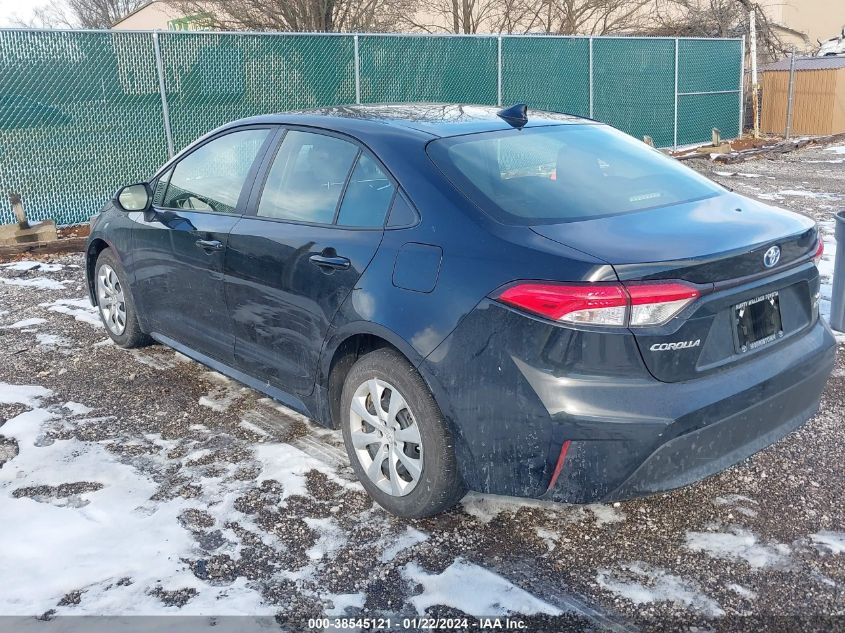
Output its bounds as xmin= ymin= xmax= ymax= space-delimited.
xmin=426 ymin=124 xmax=723 ymax=225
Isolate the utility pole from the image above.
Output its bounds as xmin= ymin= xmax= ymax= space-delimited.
xmin=750 ymin=8 xmax=760 ymax=138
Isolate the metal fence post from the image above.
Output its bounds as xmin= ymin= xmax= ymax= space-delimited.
xmin=673 ymin=38 xmax=679 ymax=149
xmin=497 ymin=36 xmax=503 ymax=107
xmin=152 ymin=31 xmax=175 ymax=158
xmin=739 ymin=35 xmax=746 ymax=136
xmin=588 ymin=37 xmax=594 ymax=119
xmin=830 ymin=211 xmax=845 ymax=332
xmin=354 ymin=34 xmax=361 ymax=105
xmin=785 ymin=48 xmax=796 ymax=139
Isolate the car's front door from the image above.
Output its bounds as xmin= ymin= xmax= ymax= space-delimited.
xmin=225 ymin=128 xmax=396 ymax=395
xmin=131 ymin=126 xmax=274 ymax=364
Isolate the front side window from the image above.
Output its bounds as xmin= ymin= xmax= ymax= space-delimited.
xmin=427 ymin=124 xmax=724 ymax=225
xmin=258 ymin=130 xmax=358 ymax=223
xmin=162 ymin=128 xmax=270 ymax=213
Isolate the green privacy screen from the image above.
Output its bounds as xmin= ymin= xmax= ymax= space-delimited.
xmin=159 ymin=33 xmax=356 ymax=150
xmin=677 ymin=38 xmax=743 ymax=144
xmin=592 ymin=38 xmax=677 ymax=148
xmin=0 ymin=30 xmax=168 ymax=225
xmin=0 ymin=30 xmax=742 ymax=226
xmin=359 ymin=35 xmax=497 ymax=104
xmin=502 ymin=37 xmax=590 ymax=117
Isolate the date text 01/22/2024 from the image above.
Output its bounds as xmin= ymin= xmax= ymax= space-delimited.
xmin=307 ymin=617 xmax=530 ymax=629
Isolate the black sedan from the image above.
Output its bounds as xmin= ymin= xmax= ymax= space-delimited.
xmin=86 ymin=104 xmax=835 ymax=517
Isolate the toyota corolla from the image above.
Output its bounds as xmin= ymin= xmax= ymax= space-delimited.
xmin=86 ymin=104 xmax=836 ymax=517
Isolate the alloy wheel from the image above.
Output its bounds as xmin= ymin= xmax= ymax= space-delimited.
xmin=349 ymin=378 xmax=423 ymax=497
xmin=97 ymin=264 xmax=127 ymax=336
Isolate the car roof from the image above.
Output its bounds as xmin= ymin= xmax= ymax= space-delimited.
xmin=225 ymin=103 xmax=597 ymax=139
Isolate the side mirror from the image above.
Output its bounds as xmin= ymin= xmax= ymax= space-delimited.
xmin=115 ymin=183 xmax=152 ymax=212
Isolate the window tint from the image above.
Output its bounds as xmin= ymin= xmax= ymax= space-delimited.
xmin=162 ymin=129 xmax=269 ymax=213
xmin=258 ymin=130 xmax=358 ymax=223
xmin=336 ymin=154 xmax=395 ymax=227
xmin=386 ymin=193 xmax=417 ymax=228
xmin=427 ymin=125 xmax=723 ymax=225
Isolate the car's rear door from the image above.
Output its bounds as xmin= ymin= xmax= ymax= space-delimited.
xmin=224 ymin=128 xmax=395 ymax=395
xmin=131 ymin=126 xmax=275 ymax=364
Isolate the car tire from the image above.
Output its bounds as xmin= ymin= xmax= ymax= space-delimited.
xmin=94 ymin=248 xmax=152 ymax=349
xmin=340 ymin=348 xmax=466 ymax=518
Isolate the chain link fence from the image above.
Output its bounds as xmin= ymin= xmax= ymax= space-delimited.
xmin=0 ymin=29 xmax=743 ymax=226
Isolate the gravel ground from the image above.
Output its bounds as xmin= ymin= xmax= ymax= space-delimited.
xmin=0 ymin=141 xmax=844 ymax=631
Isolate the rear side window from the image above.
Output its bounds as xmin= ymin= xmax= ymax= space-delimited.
xmin=427 ymin=125 xmax=723 ymax=225
xmin=162 ymin=128 xmax=269 ymax=213
xmin=258 ymin=130 xmax=358 ymax=223
xmin=336 ymin=154 xmax=395 ymax=227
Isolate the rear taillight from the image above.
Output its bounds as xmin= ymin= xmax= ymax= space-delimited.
xmin=496 ymin=281 xmax=700 ymax=328
xmin=627 ymin=282 xmax=701 ymax=326
xmin=814 ymin=237 xmax=824 ymax=266
xmin=497 ymin=283 xmax=627 ymax=326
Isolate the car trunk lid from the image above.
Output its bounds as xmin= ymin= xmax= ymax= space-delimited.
xmin=531 ymin=193 xmax=821 ymax=382
xmin=530 ymin=193 xmax=817 ymax=282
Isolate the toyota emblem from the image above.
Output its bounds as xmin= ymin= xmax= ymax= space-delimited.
xmin=763 ymin=245 xmax=781 ymax=268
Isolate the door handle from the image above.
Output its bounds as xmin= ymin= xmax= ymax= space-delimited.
xmin=195 ymin=239 xmax=224 ymax=251
xmin=309 ymin=254 xmax=351 ymax=270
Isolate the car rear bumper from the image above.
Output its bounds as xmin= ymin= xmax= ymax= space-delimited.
xmin=549 ymin=320 xmax=835 ymax=502
xmin=422 ymin=300 xmax=836 ymax=502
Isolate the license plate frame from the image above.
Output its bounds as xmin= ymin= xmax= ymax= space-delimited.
xmin=734 ymin=291 xmax=783 ymax=353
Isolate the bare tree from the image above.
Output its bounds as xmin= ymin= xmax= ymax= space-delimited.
xmin=173 ymin=0 xmax=418 ymax=32
xmin=13 ymin=0 xmax=148 ymax=28
xmin=519 ymin=0 xmax=653 ymax=35
xmin=648 ymin=0 xmax=787 ymax=58
xmin=404 ymin=0 xmax=652 ymax=34
xmin=396 ymin=0 xmax=498 ymax=33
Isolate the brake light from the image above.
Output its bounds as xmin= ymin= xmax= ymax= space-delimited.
xmin=814 ymin=237 xmax=824 ymax=266
xmin=496 ymin=281 xmax=700 ymax=327
xmin=497 ymin=283 xmax=628 ymax=326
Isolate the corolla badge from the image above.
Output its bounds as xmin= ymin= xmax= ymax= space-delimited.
xmin=763 ymin=245 xmax=781 ymax=268
xmin=650 ymin=339 xmax=701 ymax=351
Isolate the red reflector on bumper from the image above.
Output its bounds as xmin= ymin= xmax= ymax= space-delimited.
xmin=547 ymin=440 xmax=572 ymax=492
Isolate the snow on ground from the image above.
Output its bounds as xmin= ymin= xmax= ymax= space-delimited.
xmin=1 ymin=317 xmax=47 ymax=329
xmin=380 ymin=527 xmax=428 ymax=563
xmin=777 ymin=189 xmax=838 ymax=200
xmin=40 ymin=297 xmax=102 ymax=327
xmin=810 ymin=531 xmax=845 ymax=555
xmin=461 ymin=493 xmax=624 ymax=527
xmin=461 ymin=493 xmax=564 ymax=524
xmin=596 ymin=562 xmax=724 ymax=617
xmin=714 ymin=494 xmax=759 ymax=518
xmin=0 ymin=375 xmax=428 ymax=618
xmin=198 ymin=371 xmax=250 ymax=412
xmin=0 ymin=382 xmax=279 ymax=615
xmin=684 ymin=526 xmax=792 ymax=569
xmin=128 ymin=348 xmax=189 ymax=370
xmin=713 ymin=171 xmax=774 ymax=179
xmin=1 ymin=277 xmax=67 ymax=290
xmin=403 ymin=559 xmax=563 ymax=617
xmin=1 ymin=261 xmax=63 ymax=272
xmin=35 ymin=332 xmax=75 ymax=349
xmin=726 ymin=583 xmax=757 ymax=600
xmin=824 ymin=146 xmax=845 ymax=155
xmin=0 ymin=382 xmax=52 ymax=406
